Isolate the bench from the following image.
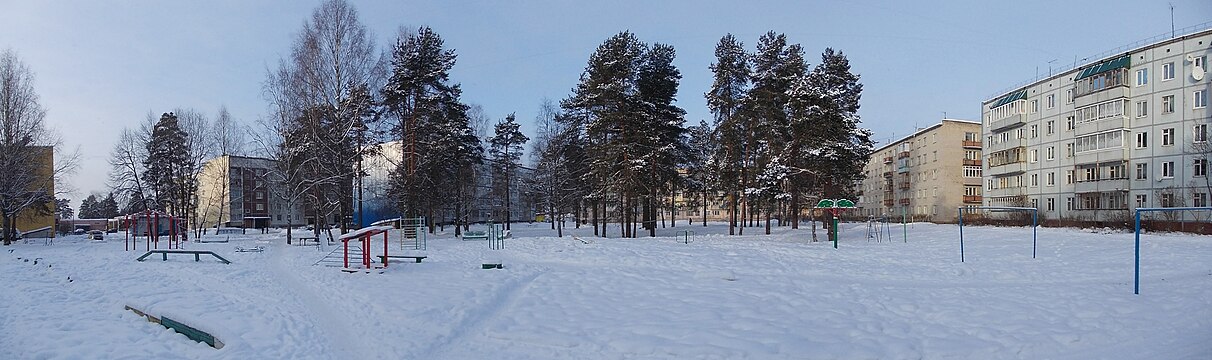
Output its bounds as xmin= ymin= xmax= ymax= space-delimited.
xmin=378 ymin=255 xmax=427 ymax=264
xmin=136 ymin=250 xmax=231 ymax=264
xmin=462 ymin=231 xmax=488 ymax=241
xmin=295 ymin=236 xmax=320 ymax=246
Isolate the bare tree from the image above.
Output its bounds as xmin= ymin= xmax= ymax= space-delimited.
xmin=262 ymin=0 xmax=385 ymax=241
xmin=0 ymin=50 xmax=78 ymax=245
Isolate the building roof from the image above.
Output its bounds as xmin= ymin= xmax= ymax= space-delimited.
xmin=984 ymin=25 xmax=1212 ymax=103
xmin=870 ymin=119 xmax=978 ymax=153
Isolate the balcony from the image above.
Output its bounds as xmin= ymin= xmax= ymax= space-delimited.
xmin=989 ymin=114 xmax=1026 ymax=133
xmin=899 ymin=198 xmax=911 ymax=206
xmin=883 ymin=199 xmax=894 ymax=207
xmin=985 ymin=187 xmax=1025 ymax=198
xmin=988 ymin=161 xmax=1026 ymax=176
xmin=898 ymin=182 xmax=911 ymax=190
xmin=883 ymin=156 xmax=893 ymax=164
xmin=962 ymin=140 xmax=982 ymax=148
xmin=896 ymin=164 xmax=910 ymax=174
xmin=963 ymin=159 xmax=982 ymax=166
xmin=1074 ymin=114 xmax=1128 ymax=136
xmin=1073 ymin=147 xmax=1128 ymax=167
xmin=1074 ymin=178 xmax=1130 ymax=194
xmin=987 ymin=138 xmax=1026 ymax=153
xmin=1074 ymin=85 xmax=1129 ymax=108
xmin=882 ymin=171 xmax=893 ymax=178
xmin=897 ymin=151 xmax=911 ymax=159
xmin=963 ymin=195 xmax=983 ymax=204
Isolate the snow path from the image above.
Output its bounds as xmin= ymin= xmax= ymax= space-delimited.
xmin=264 ymin=243 xmax=371 ymax=359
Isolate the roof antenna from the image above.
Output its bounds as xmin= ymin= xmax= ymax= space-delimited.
xmin=1170 ymin=3 xmax=1175 ymax=38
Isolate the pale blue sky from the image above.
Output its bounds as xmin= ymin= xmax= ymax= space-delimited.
xmin=1 ymin=0 xmax=1209 ymax=205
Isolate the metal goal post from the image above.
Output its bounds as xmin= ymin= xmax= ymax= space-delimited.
xmin=1133 ymin=206 xmax=1212 ymax=294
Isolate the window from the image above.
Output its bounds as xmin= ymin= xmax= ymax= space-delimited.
xmin=1135 ymin=68 xmax=1148 ymax=86
xmin=1047 ymin=198 xmax=1055 ymax=211
xmin=1108 ymin=163 xmax=1125 ymax=179
xmin=1196 ymin=124 xmax=1208 ymax=143
xmin=255 ymin=203 xmax=265 ymax=211
xmin=1161 ymin=193 xmax=1175 ymax=208
xmin=1196 ymin=159 xmax=1208 ymax=177
xmin=1046 ymin=146 xmax=1055 ymax=160
xmin=1196 ymin=90 xmax=1208 ymax=109
xmin=1030 ymin=125 xmax=1038 ymax=138
xmin=1046 ymin=120 xmax=1055 ymax=135
xmin=1162 ymin=161 xmax=1174 ymax=178
xmin=1066 ymin=89 xmax=1073 ymax=104
xmin=1136 ymin=163 xmax=1148 ymax=180
xmin=1066 ymin=170 xmax=1074 ymax=184
xmin=1083 ymin=167 xmax=1096 ymax=181
xmin=1047 ymin=172 xmax=1055 ymax=186
xmin=1031 ymin=198 xmax=1038 ymax=208
xmin=1066 ymin=143 xmax=1074 ymax=157
xmin=1066 ymin=115 xmax=1075 ymax=130
xmin=963 ymin=166 xmax=982 ymax=178
xmin=255 ymin=192 xmax=263 ymax=200
xmin=1162 ymin=62 xmax=1175 ymax=80
xmin=1029 ymin=149 xmax=1038 ymax=163
xmin=1030 ymin=100 xmax=1039 ymax=113
xmin=1066 ymin=197 xmax=1074 ymax=210
xmin=1046 ymin=94 xmax=1055 ymax=109
xmin=1136 ymin=194 xmax=1148 ymax=208
xmin=1074 ymin=130 xmax=1126 ymax=153
xmin=1162 ymin=128 xmax=1175 ymax=146
xmin=1136 ymin=132 xmax=1148 ymax=148
xmin=932 ymin=151 xmax=938 ymax=162
xmin=1136 ymin=100 xmax=1148 ymax=118
xmin=1195 ymin=193 xmax=1209 ymax=207
xmin=1076 ymin=99 xmax=1127 ymax=123
xmin=1197 ymin=56 xmax=1207 ymax=71
xmin=1031 ymin=173 xmax=1038 ymax=186
xmin=1162 ymin=95 xmax=1175 ymax=113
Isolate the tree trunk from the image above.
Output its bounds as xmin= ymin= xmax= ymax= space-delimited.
xmin=729 ymin=191 xmax=737 ymax=235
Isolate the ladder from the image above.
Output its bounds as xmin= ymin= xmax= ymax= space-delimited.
xmin=400 ymin=217 xmax=426 ymax=251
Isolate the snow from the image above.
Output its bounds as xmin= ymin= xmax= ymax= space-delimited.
xmin=1 ymin=222 xmax=1210 ymax=359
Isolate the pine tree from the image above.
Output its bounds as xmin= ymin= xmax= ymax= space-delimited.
xmin=99 ymin=193 xmax=120 ymax=219
xmin=144 ymin=112 xmax=192 ymax=217
xmin=79 ymin=195 xmax=99 ymax=219
xmin=684 ymin=120 xmax=717 ymax=226
xmin=489 ymin=113 xmax=528 ymax=230
xmin=636 ymin=43 xmax=686 ymax=235
xmin=706 ymin=34 xmax=749 ymax=235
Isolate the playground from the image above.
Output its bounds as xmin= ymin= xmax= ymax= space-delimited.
xmin=1 ymin=221 xmax=1210 ymax=359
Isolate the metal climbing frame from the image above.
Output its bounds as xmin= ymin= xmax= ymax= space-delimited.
xmin=400 ymin=217 xmax=426 ymax=250
xmin=488 ymin=222 xmax=505 ymax=250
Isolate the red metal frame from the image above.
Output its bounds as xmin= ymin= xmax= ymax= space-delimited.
xmin=341 ymin=228 xmax=391 ymax=270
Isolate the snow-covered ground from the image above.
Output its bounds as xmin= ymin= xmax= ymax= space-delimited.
xmin=1 ymin=221 xmax=1209 ymax=359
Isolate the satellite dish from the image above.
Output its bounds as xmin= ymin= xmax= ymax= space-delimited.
xmin=1188 ymin=54 xmax=1196 ymax=63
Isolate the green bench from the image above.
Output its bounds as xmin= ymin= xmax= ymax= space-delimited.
xmin=136 ymin=250 xmax=231 ymax=264
xmin=462 ymin=231 xmax=488 ymax=241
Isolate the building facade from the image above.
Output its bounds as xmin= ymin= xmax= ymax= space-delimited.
xmin=981 ymin=27 xmax=1211 ymax=223
xmin=857 ymin=119 xmax=983 ymax=222
xmin=13 ymin=146 xmax=55 ymax=238
xmin=196 ymin=155 xmax=303 ymax=228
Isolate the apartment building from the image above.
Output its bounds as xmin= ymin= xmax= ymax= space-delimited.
xmin=196 ymin=155 xmax=303 ymax=228
xmin=981 ymin=27 xmax=1211 ymax=223
xmin=858 ymin=119 xmax=983 ymax=222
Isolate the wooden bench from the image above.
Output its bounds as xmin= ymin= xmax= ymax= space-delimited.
xmin=378 ymin=255 xmax=427 ymax=263
xmin=462 ymin=231 xmax=488 ymax=241
xmin=136 ymin=250 xmax=231 ymax=264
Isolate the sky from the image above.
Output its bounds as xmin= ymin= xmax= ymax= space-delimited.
xmin=1 ymin=0 xmax=1210 ymax=209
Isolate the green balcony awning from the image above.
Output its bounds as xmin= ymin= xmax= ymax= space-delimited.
xmin=990 ymin=89 xmax=1027 ymax=109
xmin=1073 ymin=55 xmax=1131 ymax=81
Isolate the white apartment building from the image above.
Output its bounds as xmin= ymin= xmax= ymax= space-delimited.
xmin=858 ymin=119 xmax=983 ymax=222
xmin=981 ymin=27 xmax=1211 ymax=223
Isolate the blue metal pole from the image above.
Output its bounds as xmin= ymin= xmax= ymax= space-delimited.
xmin=1134 ymin=210 xmax=1141 ymax=295
xmin=959 ymin=208 xmax=965 ymax=262
xmin=1032 ymin=210 xmax=1038 ymax=259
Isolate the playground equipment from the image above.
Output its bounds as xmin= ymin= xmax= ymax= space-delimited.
xmin=814 ymin=199 xmax=856 ymax=249
xmin=488 ymin=222 xmax=505 ymax=250
xmin=865 ymin=215 xmax=892 ymax=243
xmin=957 ymin=206 xmax=1038 ymax=262
xmin=675 ymin=230 xmax=695 ymax=244
xmin=124 ymin=211 xmax=185 ymax=252
xmin=1132 ymin=206 xmax=1212 ymax=294
xmin=400 ymin=217 xmax=426 ymax=250
xmin=338 ymin=226 xmax=393 ymax=271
